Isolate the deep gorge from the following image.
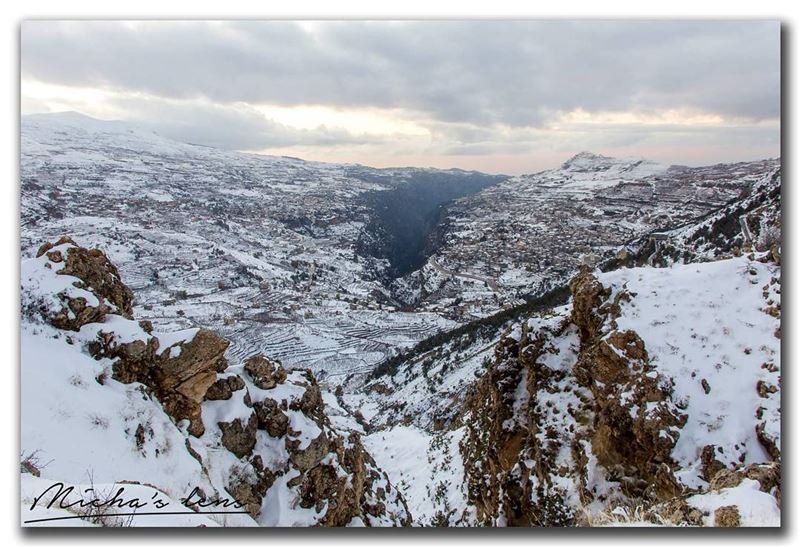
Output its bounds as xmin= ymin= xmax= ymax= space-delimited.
xmin=355 ymin=171 xmax=507 ymax=278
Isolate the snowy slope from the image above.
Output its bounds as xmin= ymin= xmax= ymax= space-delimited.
xmin=360 ymin=253 xmax=780 ymax=526
xmin=601 ymin=257 xmax=781 ymax=487
xmin=21 ymin=112 xmax=466 ymax=381
xmin=20 ymin=239 xmax=410 ymax=527
xmin=415 ymin=152 xmax=778 ymax=315
xmin=19 ymin=112 xmax=781 ymax=527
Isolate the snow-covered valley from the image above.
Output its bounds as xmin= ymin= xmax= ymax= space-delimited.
xmin=20 ymin=112 xmax=781 ymax=527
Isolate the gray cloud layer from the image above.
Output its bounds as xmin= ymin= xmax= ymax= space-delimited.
xmin=22 ymin=21 xmax=779 ymax=124
xmin=21 ymin=21 xmax=780 ymax=169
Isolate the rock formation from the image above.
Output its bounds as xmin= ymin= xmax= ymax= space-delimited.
xmin=21 ymin=237 xmax=411 ymax=526
xmin=460 ymin=259 xmax=780 ymax=526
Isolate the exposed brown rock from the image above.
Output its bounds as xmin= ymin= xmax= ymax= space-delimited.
xmin=160 ymin=392 xmax=205 ymax=437
xmin=569 ymin=266 xmax=610 ymax=339
xmin=253 ymin=398 xmax=289 ymax=437
xmin=226 ymin=457 xmax=275 ymax=518
xmin=288 ymin=431 xmax=411 ymax=527
xmin=460 ymin=327 xmax=575 ymax=526
xmin=295 ymin=462 xmax=341 ymax=515
xmin=244 ymin=354 xmax=287 ymax=389
xmin=366 ymin=382 xmax=393 ymax=395
xmin=92 ymin=328 xmax=230 ymax=437
xmin=32 ymin=237 xmax=134 ymax=331
xmin=570 ymin=272 xmax=686 ymax=501
xmin=653 ymin=498 xmax=705 ymax=526
xmin=219 ymin=414 xmax=258 ymax=459
xmin=292 ymin=380 xmax=325 ymax=423
xmin=38 ymin=239 xmax=230 ymax=438
xmin=701 ymin=445 xmax=727 ymax=483
xmin=714 ymin=505 xmax=741 ymax=527
xmin=461 ymin=268 xmax=690 ymax=525
xmin=288 ymin=432 xmax=331 ymax=472
xmin=28 ymin=238 xmax=412 ymax=526
xmin=36 ymin=235 xmax=75 ymax=258
xmin=756 ymin=380 xmax=778 ymax=398
xmin=710 ymin=462 xmax=780 ymax=494
xmin=59 ymin=243 xmax=134 ymax=319
xmin=205 ymin=375 xmax=246 ymax=401
xmin=155 ymin=330 xmax=229 ymax=392
xmin=50 ymin=296 xmax=110 ymax=332
xmin=46 ymin=249 xmax=63 ymax=263
xmin=756 ymin=422 xmax=781 ymax=461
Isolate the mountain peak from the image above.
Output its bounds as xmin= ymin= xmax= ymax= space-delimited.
xmin=561 ymin=151 xmax=620 ymax=171
xmin=560 ymin=151 xmax=668 ymax=178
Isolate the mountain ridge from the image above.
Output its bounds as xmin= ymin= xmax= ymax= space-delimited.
xmin=20 ymin=114 xmax=782 ymax=526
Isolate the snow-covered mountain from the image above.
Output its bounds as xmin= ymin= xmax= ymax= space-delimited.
xmin=21 ymin=236 xmax=410 ymax=526
xmin=21 ymin=112 xmax=778 ymax=383
xmin=357 ymin=169 xmax=781 ymax=526
xmin=405 ymin=152 xmax=778 ymax=317
xmin=20 ymin=112 xmax=781 ymax=527
xmin=21 ymin=112 xmax=502 ymax=380
xmin=560 ymin=150 xmax=668 ymax=180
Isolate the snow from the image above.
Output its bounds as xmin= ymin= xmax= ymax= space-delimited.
xmin=20 ymin=246 xmax=102 ymax=310
xmin=21 ymin=112 xmax=463 ymax=381
xmin=258 ymin=470 xmax=321 ymax=527
xmin=21 ymin=247 xmax=370 ymax=527
xmin=363 ymin=426 xmax=469 ymax=526
xmin=77 ymin=315 xmax=153 ymax=346
xmin=19 ymin=111 xmax=781 ymax=527
xmin=20 ymin=321 xmax=257 ymax=528
xmin=599 ymin=256 xmax=781 ymax=486
xmin=155 ymin=328 xmax=199 ymax=353
xmin=687 ymin=479 xmax=780 ymax=527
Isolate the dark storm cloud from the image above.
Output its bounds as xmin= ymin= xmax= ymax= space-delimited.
xmin=22 ymin=20 xmax=780 ymax=127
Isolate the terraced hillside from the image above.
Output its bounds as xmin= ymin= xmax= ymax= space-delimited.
xmin=402 ymin=152 xmax=779 ymax=317
xmin=353 ymin=167 xmax=781 ymax=525
xmin=20 ymin=111 xmax=781 ymax=528
xmin=21 ymin=112 xmax=778 ymax=386
xmin=21 ymin=112 xmax=501 ymax=378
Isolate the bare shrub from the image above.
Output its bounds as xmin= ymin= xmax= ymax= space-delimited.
xmin=20 ymin=449 xmax=52 ymax=477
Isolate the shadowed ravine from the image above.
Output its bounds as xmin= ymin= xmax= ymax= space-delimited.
xmin=355 ymin=171 xmax=507 ymax=278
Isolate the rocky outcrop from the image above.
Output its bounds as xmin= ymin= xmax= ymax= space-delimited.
xmin=23 ymin=238 xmax=411 ymax=527
xmin=253 ymin=398 xmax=289 ymax=437
xmin=28 ymin=237 xmax=236 ymax=437
xmin=219 ymin=414 xmax=259 ymax=459
xmin=153 ymin=330 xmax=230 ymax=436
xmin=85 ymin=322 xmax=230 ymax=437
xmin=459 ymin=257 xmax=781 ymax=527
xmin=709 ymin=462 xmax=781 ymax=500
xmin=460 ymin=268 xmax=692 ymax=526
xmin=713 ymin=505 xmax=740 ymax=527
xmin=460 ymin=322 xmax=578 ymax=526
xmin=569 ymin=268 xmax=687 ymax=500
xmin=30 ymin=235 xmax=134 ymax=330
xmin=645 ymin=461 xmax=780 ymax=526
xmin=204 ymin=364 xmax=412 ymax=525
xmin=205 ymin=374 xmax=246 ymax=401
xmin=244 ymin=354 xmax=287 ymax=389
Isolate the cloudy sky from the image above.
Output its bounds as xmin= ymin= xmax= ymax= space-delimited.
xmin=21 ymin=20 xmax=780 ymax=174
